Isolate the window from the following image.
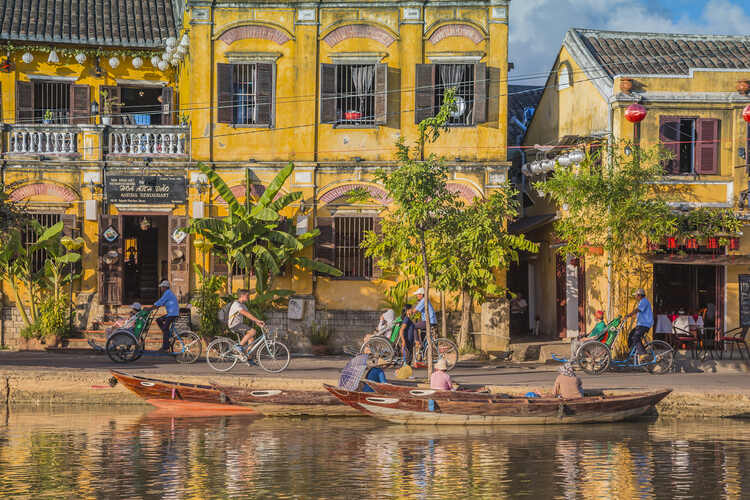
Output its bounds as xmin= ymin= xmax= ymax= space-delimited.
xmin=217 ymin=63 xmax=274 ymax=127
xmin=15 ymin=81 xmax=90 ymax=125
xmin=315 ymin=216 xmax=378 ymax=279
xmin=558 ymin=66 xmax=571 ymax=90
xmin=24 ymin=213 xmax=62 ymax=273
xmin=320 ymin=63 xmax=388 ymax=126
xmin=659 ymin=117 xmax=720 ymax=175
xmin=415 ymin=63 xmax=487 ymax=125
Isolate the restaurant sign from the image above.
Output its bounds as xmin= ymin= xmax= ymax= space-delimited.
xmin=107 ymin=176 xmax=187 ymax=204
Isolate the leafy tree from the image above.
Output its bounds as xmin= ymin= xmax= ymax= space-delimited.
xmin=188 ymin=161 xmax=341 ymax=317
xmin=433 ymin=189 xmax=538 ymax=350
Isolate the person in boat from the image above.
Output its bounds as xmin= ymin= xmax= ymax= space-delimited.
xmin=87 ymin=302 xmax=142 ymax=352
xmin=361 ymin=357 xmax=389 ymax=392
xmin=553 ymin=362 xmax=584 ymax=399
xmin=229 ymin=289 xmax=265 ymax=355
xmin=570 ymin=310 xmax=608 ymax=359
xmin=430 ymin=358 xmax=455 ymax=391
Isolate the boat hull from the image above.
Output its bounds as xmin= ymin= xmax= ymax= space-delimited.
xmin=364 ymin=381 xmax=503 ymax=401
xmin=324 ymin=385 xmax=672 ymax=425
xmin=146 ymin=399 xmax=258 ymax=414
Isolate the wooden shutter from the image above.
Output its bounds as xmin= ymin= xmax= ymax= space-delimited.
xmin=69 ymin=84 xmax=90 ymax=125
xmin=659 ymin=116 xmax=681 ymax=173
xmin=217 ymin=63 xmax=234 ymax=124
xmin=374 ymin=63 xmax=388 ymax=125
xmin=371 ymin=217 xmax=383 ymax=278
xmin=256 ymin=63 xmax=274 ymax=127
xmin=473 ymin=63 xmax=487 ymax=124
xmin=100 ymin=86 xmax=121 ymax=124
xmin=61 ymin=214 xmax=77 ymax=238
xmin=168 ymin=216 xmax=190 ymax=303
xmin=98 ymin=215 xmax=123 ymax=305
xmin=695 ymin=118 xmax=720 ymax=175
xmin=320 ymin=64 xmax=337 ymax=124
xmin=414 ymin=64 xmax=436 ymax=124
xmin=315 ymin=217 xmax=335 ymax=270
xmin=161 ymin=86 xmax=174 ymax=125
xmin=15 ymin=81 xmax=33 ymax=124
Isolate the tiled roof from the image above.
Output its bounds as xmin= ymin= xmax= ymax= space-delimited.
xmin=508 ymin=84 xmax=543 ymax=151
xmin=0 ymin=0 xmax=179 ymax=48
xmin=574 ymin=29 xmax=750 ymax=78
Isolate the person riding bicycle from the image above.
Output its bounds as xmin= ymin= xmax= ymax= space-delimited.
xmin=154 ymin=280 xmax=180 ymax=352
xmin=413 ymin=288 xmax=437 ymax=353
xmin=626 ymin=288 xmax=653 ymax=362
xmin=229 ymin=289 xmax=265 ymax=354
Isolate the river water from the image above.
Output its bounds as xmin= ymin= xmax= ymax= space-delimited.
xmin=2 ymin=407 xmax=750 ymax=499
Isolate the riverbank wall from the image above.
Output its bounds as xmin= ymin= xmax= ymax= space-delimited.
xmin=2 ymin=368 xmax=750 ymax=419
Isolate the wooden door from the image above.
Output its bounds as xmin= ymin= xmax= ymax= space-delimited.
xmin=556 ymin=254 xmax=567 ymax=339
xmin=168 ymin=216 xmax=190 ymax=303
xmin=98 ymin=215 xmax=123 ymax=305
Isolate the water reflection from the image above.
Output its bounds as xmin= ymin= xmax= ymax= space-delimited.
xmin=2 ymin=407 xmax=750 ymax=499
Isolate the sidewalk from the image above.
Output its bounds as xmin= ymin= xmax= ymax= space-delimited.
xmin=1 ymin=351 xmax=749 ymax=417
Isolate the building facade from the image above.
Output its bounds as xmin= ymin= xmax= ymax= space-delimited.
xmin=0 ymin=0 xmax=513 ymax=349
xmin=518 ymin=29 xmax=750 ymax=340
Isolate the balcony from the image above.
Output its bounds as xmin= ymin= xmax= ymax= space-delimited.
xmin=7 ymin=124 xmax=79 ymax=155
xmin=106 ymin=125 xmax=189 ymax=158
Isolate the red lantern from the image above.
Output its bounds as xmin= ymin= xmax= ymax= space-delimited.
xmin=686 ymin=238 xmax=698 ymax=250
xmin=625 ymin=103 xmax=647 ymax=123
xmin=707 ymin=237 xmax=718 ymax=249
xmin=730 ymin=237 xmax=740 ymax=251
xmin=666 ymin=237 xmax=677 ymax=250
xmin=743 ymin=105 xmax=750 ymax=123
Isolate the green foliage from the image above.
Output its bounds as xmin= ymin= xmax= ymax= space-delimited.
xmin=190 ymin=267 xmax=227 ymax=338
xmin=380 ymin=280 xmax=415 ymax=313
xmin=678 ymin=207 xmax=742 ymax=243
xmin=37 ymin=295 xmax=74 ymax=340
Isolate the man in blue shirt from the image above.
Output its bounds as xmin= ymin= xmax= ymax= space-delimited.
xmin=626 ymin=288 xmax=653 ymax=359
xmin=413 ymin=288 xmax=437 ymax=351
xmin=153 ymin=280 xmax=180 ymax=351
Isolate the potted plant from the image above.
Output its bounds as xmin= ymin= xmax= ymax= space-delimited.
xmin=42 ymin=109 xmax=53 ymax=124
xmin=100 ymin=89 xmax=120 ymax=125
xmin=309 ymin=324 xmax=331 ymax=356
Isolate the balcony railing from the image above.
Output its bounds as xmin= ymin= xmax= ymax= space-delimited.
xmin=8 ymin=125 xmax=79 ymax=154
xmin=106 ymin=125 xmax=189 ymax=157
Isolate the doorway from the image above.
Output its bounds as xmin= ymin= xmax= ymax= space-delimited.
xmin=122 ymin=215 xmax=169 ymax=304
xmin=653 ymin=264 xmax=724 ymax=331
xmin=120 ymin=87 xmax=163 ymax=125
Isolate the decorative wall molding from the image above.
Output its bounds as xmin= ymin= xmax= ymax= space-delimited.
xmin=427 ymin=24 xmax=484 ymax=45
xmin=218 ymin=24 xmax=292 ymax=46
xmin=322 ymin=24 xmax=397 ymax=48
xmin=447 ymin=182 xmax=481 ymax=202
xmin=319 ymin=183 xmax=391 ymax=205
xmin=9 ymin=182 xmax=78 ymax=202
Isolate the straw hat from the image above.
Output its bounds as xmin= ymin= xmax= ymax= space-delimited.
xmin=367 ymin=356 xmax=388 ymax=367
xmin=435 ymin=358 xmax=448 ymax=371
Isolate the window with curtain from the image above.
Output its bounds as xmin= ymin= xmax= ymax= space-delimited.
xmin=336 ymin=64 xmax=375 ymax=125
xmin=435 ymin=64 xmax=475 ymax=126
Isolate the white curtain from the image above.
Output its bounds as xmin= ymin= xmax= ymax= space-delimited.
xmin=439 ymin=64 xmax=466 ymax=89
xmin=351 ymin=65 xmax=375 ymax=114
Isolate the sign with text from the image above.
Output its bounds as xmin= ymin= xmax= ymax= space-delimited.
xmin=107 ymin=176 xmax=186 ymax=204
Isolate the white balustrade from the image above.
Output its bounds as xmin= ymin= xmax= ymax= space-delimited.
xmin=9 ymin=128 xmax=78 ymax=154
xmin=107 ymin=127 xmax=189 ymax=156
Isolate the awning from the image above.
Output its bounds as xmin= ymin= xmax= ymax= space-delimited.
xmin=646 ymin=254 xmax=750 ymax=265
xmin=508 ymin=214 xmax=556 ymax=235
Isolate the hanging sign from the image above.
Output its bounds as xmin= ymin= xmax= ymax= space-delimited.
xmin=106 ymin=175 xmax=186 ymax=204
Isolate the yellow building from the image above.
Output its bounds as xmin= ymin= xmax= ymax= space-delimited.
xmin=518 ymin=29 xmax=750 ymax=342
xmin=0 ymin=0 xmax=513 ymax=349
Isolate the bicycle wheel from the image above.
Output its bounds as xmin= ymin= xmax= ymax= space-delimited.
xmin=429 ymin=338 xmax=459 ymax=371
xmin=106 ymin=331 xmax=141 ymax=363
xmin=645 ymin=340 xmax=674 ymax=374
xmin=171 ymin=331 xmax=202 ymax=364
xmin=206 ymin=338 xmax=239 ymax=372
xmin=256 ymin=341 xmax=291 ymax=373
xmin=576 ymin=341 xmax=611 ymax=375
xmin=359 ymin=337 xmax=395 ymax=363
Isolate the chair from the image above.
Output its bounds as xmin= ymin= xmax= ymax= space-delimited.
xmin=671 ymin=324 xmax=700 ymax=359
xmin=717 ymin=326 xmax=750 ymax=361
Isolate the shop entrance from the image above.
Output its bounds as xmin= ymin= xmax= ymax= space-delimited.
xmin=653 ymin=264 xmax=724 ymax=331
xmin=122 ymin=215 xmax=169 ymax=304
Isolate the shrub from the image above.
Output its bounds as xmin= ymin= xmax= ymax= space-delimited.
xmin=191 ymin=270 xmax=227 ymax=339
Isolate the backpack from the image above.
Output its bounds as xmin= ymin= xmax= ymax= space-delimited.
xmin=218 ymin=302 xmax=234 ymax=326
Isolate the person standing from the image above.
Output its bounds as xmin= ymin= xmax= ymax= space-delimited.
xmin=154 ymin=280 xmax=180 ymax=352
xmin=626 ymin=288 xmax=653 ymax=361
xmin=413 ymin=287 xmax=437 ymax=344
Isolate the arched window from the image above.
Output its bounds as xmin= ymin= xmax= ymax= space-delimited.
xmin=558 ymin=65 xmax=571 ymax=90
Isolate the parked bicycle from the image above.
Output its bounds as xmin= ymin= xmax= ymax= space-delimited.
xmin=106 ymin=308 xmax=202 ymax=364
xmin=206 ymin=325 xmax=291 ymax=373
xmin=360 ymin=327 xmax=459 ymax=371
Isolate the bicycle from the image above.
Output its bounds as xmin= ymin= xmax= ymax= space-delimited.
xmin=106 ymin=309 xmax=202 ymax=364
xmin=360 ymin=327 xmax=459 ymax=371
xmin=206 ymin=326 xmax=291 ymax=373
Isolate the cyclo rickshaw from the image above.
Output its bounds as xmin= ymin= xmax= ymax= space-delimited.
xmin=106 ymin=308 xmax=202 ymax=364
xmin=553 ymin=316 xmax=674 ymax=375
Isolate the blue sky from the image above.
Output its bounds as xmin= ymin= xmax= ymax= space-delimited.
xmin=510 ymin=0 xmax=750 ymax=84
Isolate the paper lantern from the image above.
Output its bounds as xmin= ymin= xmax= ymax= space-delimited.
xmin=180 ymin=34 xmax=189 ymax=46
xmin=176 ymin=46 xmax=187 ymax=56
xmin=743 ymin=104 xmax=750 ymax=123
xmin=109 ymin=56 xmax=120 ymax=69
xmin=132 ymin=56 xmax=143 ymax=69
xmin=22 ymin=52 xmax=33 ymax=64
xmin=557 ymin=154 xmax=572 ymax=167
xmin=75 ymin=52 xmax=87 ymax=64
xmin=158 ymin=60 xmax=169 ymax=71
xmin=47 ymin=50 xmax=60 ymax=64
xmin=625 ymin=103 xmax=647 ymax=123
xmin=150 ymin=55 xmax=161 ymax=67
xmin=569 ymin=150 xmax=585 ymax=164
xmin=166 ymin=37 xmax=177 ymax=47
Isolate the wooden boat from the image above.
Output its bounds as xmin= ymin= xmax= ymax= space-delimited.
xmin=364 ymin=381 xmax=505 ymax=401
xmin=324 ymin=385 xmax=672 ymax=425
xmin=111 ymin=371 xmax=350 ymax=416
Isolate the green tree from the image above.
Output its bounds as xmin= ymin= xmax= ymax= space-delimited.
xmin=433 ymin=189 xmax=539 ymax=350
xmin=188 ymin=161 xmax=341 ymax=316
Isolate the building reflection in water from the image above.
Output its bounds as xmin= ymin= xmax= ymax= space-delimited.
xmin=2 ymin=408 xmax=750 ymax=498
